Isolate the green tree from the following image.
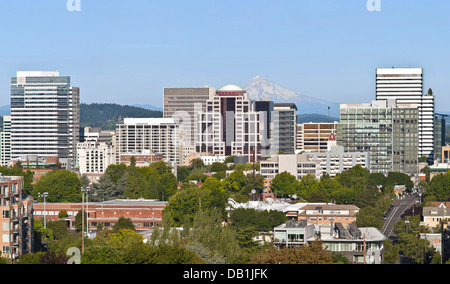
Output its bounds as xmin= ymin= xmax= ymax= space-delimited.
xmin=113 ymin=217 xmax=136 ymax=233
xmin=190 ymin=158 xmax=205 ymax=169
xmin=297 ymin=174 xmax=320 ymax=200
xmin=271 ymin=171 xmax=299 ymax=197
xmin=104 ymin=164 xmax=128 ymax=183
xmin=425 ymin=171 xmax=450 ymax=201
xmin=249 ymin=240 xmax=333 ymax=264
xmin=210 ymin=162 xmax=227 ymax=173
xmin=32 ymin=170 xmax=82 ymax=203
xmin=335 ymin=164 xmax=370 ymax=188
xmin=145 ymin=174 xmax=159 ymax=199
xmin=158 ymin=172 xmax=178 ymax=201
xmin=164 ymin=182 xmax=208 ymax=225
xmin=355 ymin=206 xmax=384 ymax=229
xmin=185 ymin=208 xmax=244 ymax=264
xmin=383 ymin=239 xmax=400 ymax=264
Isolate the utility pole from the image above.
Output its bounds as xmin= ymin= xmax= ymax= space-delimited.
xmin=252 ymin=146 xmax=256 ymax=201
xmin=363 ymin=233 xmax=366 ymax=264
xmin=81 ymin=186 xmax=90 ymax=254
xmin=38 ymin=192 xmax=48 ymax=229
xmin=81 ymin=190 xmax=84 ymax=253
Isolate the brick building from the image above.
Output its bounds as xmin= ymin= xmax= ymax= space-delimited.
xmin=33 ymin=199 xmax=167 ymax=232
xmin=0 ymin=175 xmax=34 ymax=261
xmin=284 ymin=203 xmax=360 ymax=227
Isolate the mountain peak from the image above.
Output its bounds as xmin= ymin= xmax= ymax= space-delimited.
xmin=244 ymin=76 xmax=340 ymax=116
xmin=244 ymin=76 xmax=298 ymax=101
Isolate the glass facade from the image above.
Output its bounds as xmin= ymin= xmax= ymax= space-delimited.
xmin=338 ymin=102 xmax=418 ymax=174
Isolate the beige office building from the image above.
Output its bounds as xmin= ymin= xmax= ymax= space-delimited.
xmin=296 ymin=122 xmax=338 ymax=153
xmin=163 ymin=87 xmax=215 ymax=159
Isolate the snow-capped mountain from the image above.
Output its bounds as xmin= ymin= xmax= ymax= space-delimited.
xmin=244 ymin=76 xmax=340 ymax=117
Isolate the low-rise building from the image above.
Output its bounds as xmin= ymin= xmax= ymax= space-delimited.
xmin=273 ymin=221 xmax=386 ymax=264
xmin=260 ymin=154 xmax=321 ymax=180
xmin=11 ymin=156 xmax=62 ymax=184
xmin=421 ymin=206 xmax=450 ymax=229
xmin=33 ymin=199 xmax=166 ymax=232
xmin=119 ymin=151 xmax=163 ymax=167
xmin=306 ymin=143 xmax=371 ymax=177
xmin=284 ymin=203 xmax=360 ymax=227
xmin=184 ymin=152 xmax=226 ymax=166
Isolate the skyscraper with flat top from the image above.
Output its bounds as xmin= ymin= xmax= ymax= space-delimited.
xmin=196 ymin=85 xmax=263 ymax=162
xmin=163 ymin=87 xmax=215 ymax=164
xmin=376 ymin=67 xmax=434 ymax=163
xmin=10 ymin=71 xmax=80 ymax=169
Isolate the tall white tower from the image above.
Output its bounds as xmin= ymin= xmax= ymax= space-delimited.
xmin=10 ymin=71 xmax=80 ymax=169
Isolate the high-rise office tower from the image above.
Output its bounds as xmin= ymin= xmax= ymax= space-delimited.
xmin=254 ymin=99 xmax=274 ymax=154
xmin=0 ymin=116 xmax=11 ymax=166
xmin=10 ymin=71 xmax=80 ymax=169
xmin=434 ymin=114 xmax=447 ymax=163
xmin=196 ymin=85 xmax=265 ymax=162
xmin=376 ymin=67 xmax=435 ymax=163
xmin=163 ymin=87 xmax=215 ymax=165
xmin=273 ymin=103 xmax=297 ymax=154
xmin=338 ymin=100 xmax=418 ymax=174
xmin=164 ymin=88 xmax=214 ymax=138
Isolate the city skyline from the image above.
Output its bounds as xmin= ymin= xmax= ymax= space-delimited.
xmin=0 ymin=1 xmax=449 ymax=111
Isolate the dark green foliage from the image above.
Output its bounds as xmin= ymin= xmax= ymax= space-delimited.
xmin=31 ymin=170 xmax=82 ymax=203
xmin=229 ymin=208 xmax=287 ymax=231
xmin=113 ymin=217 xmax=135 ymax=233
xmin=90 ymin=161 xmax=177 ymax=201
xmin=80 ymin=103 xmax=162 ymax=130
xmin=424 ymin=171 xmax=450 ymax=201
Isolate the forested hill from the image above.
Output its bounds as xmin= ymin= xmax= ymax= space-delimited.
xmin=80 ymin=103 xmax=163 ymax=130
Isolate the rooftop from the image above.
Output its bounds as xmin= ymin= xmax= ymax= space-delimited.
xmin=217 ymin=84 xmax=245 ymax=92
xmin=122 ymin=118 xmax=175 ymax=125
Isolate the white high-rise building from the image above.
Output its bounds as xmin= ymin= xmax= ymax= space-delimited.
xmin=115 ymin=118 xmax=180 ymax=166
xmin=196 ymin=85 xmax=265 ymax=162
xmin=376 ymin=67 xmax=435 ymax=162
xmin=0 ymin=116 xmax=11 ymax=166
xmin=10 ymin=71 xmax=80 ymax=169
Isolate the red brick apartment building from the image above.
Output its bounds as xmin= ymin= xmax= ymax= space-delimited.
xmin=0 ymin=175 xmax=34 ymax=261
xmin=33 ymin=199 xmax=167 ymax=232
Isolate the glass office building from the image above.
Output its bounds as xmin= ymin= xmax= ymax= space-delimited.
xmin=338 ymin=100 xmax=418 ymax=174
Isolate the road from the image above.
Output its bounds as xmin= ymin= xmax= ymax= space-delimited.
xmin=381 ymin=194 xmax=419 ymax=239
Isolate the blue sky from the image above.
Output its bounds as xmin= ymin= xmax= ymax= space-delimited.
xmin=0 ymin=0 xmax=449 ymax=111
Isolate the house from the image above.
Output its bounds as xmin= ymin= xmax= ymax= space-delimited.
xmin=273 ymin=221 xmax=386 ymax=264
xmin=420 ymin=207 xmax=450 ymax=229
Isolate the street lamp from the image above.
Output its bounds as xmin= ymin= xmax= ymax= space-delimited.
xmin=38 ymin=192 xmax=48 ymax=229
xmin=81 ymin=186 xmax=90 ymax=253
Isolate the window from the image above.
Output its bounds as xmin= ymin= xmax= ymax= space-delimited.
xmin=2 ymin=210 xmax=10 ymax=218
xmin=2 ymin=246 xmax=10 ymax=255
xmin=2 ymin=234 xmax=11 ymax=243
